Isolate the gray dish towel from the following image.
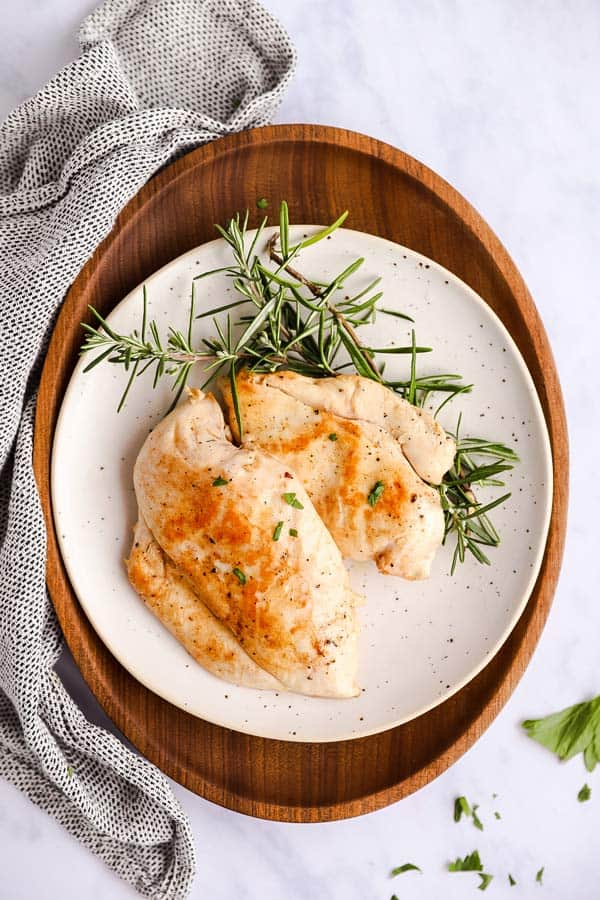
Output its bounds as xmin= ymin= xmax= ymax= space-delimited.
xmin=0 ymin=1 xmax=295 ymax=897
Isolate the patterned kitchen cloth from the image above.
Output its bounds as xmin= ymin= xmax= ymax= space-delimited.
xmin=0 ymin=1 xmax=295 ymax=897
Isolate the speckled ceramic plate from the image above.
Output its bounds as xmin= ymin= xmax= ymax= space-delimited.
xmin=51 ymin=226 xmax=552 ymax=742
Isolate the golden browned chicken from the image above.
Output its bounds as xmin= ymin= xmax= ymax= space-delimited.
xmin=221 ymin=372 xmax=455 ymax=580
xmin=128 ymin=389 xmax=360 ymax=698
xmin=127 ymin=517 xmax=281 ymax=690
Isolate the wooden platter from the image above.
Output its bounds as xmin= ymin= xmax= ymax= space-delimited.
xmin=33 ymin=124 xmax=568 ymax=821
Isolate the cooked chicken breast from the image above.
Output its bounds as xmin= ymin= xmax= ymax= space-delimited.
xmin=127 ymin=516 xmax=281 ymax=690
xmin=131 ymin=389 xmax=360 ymax=698
xmin=221 ymin=372 xmax=455 ymax=580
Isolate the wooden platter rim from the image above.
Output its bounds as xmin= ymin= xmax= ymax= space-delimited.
xmin=33 ymin=124 xmax=568 ymax=821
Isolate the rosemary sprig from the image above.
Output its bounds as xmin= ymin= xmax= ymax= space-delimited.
xmin=264 ymin=224 xmax=470 ymax=409
xmin=82 ymin=206 xmax=433 ymax=427
xmin=81 ymin=283 xmax=206 ymax=414
xmin=440 ymin=414 xmax=519 ymax=573
xmin=80 ymin=202 xmax=518 ymax=571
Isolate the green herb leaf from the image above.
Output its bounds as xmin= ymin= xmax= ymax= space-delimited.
xmin=279 ymin=200 xmax=290 ymax=259
xmin=578 ymin=783 xmax=591 ymax=802
xmin=296 ymin=210 xmax=348 ymax=249
xmin=256 ymin=197 xmax=269 ymax=209
xmin=273 ymin=521 xmax=284 ymax=541
xmin=522 ymin=696 xmax=600 ymax=770
xmin=365 ymin=344 xmax=432 ymax=355
xmin=282 ymin=492 xmax=304 ymax=509
xmin=289 ymin=528 xmax=298 ymax=537
xmin=478 ymin=873 xmax=493 ymax=891
xmin=449 ymin=850 xmax=483 ymax=872
xmin=472 ymin=805 xmax=484 ymax=831
xmin=328 ymin=433 xmax=338 ymax=441
xmin=67 ymin=765 xmax=74 ymax=779
xmin=212 ymin=476 xmax=229 ymax=486
xmin=509 ymin=874 xmax=517 ymax=886
xmin=454 ymin=796 xmax=472 ymax=822
xmin=454 ymin=795 xmax=484 ymax=829
xmin=232 ymin=567 xmax=247 ymax=585
xmin=494 ymin=811 xmax=501 ymax=819
xmin=390 ymin=863 xmax=421 ymax=877
xmin=408 ymin=328 xmax=417 ymax=405
xmin=367 ymin=480 xmax=385 ymax=507
xmin=536 ymin=867 xmax=544 ymax=885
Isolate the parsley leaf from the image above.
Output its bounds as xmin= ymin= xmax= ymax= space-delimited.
xmin=454 ymin=796 xmax=472 ymax=821
xmin=448 ymin=850 xmax=483 ymax=872
xmin=454 ymin=795 xmax=483 ymax=828
xmin=212 ymin=476 xmax=229 ymax=486
xmin=232 ymin=567 xmax=247 ymax=585
xmin=509 ymin=874 xmax=517 ymax=886
xmin=282 ymin=492 xmax=304 ymax=509
xmin=578 ymin=783 xmax=591 ymax=802
xmin=536 ymin=866 xmax=544 ymax=885
xmin=328 ymin=433 xmax=338 ymax=441
xmin=494 ymin=811 xmax=501 ymax=819
xmin=522 ymin=696 xmax=600 ymax=770
xmin=367 ymin=480 xmax=385 ymax=506
xmin=390 ymin=863 xmax=421 ymax=876
xmin=289 ymin=528 xmax=298 ymax=537
xmin=472 ymin=804 xmax=484 ymax=831
xmin=478 ymin=873 xmax=493 ymax=891
xmin=273 ymin=521 xmax=283 ymax=541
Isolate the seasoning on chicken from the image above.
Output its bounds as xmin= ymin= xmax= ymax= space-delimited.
xmin=221 ymin=371 xmax=455 ymax=580
xmin=127 ymin=516 xmax=281 ymax=690
xmin=129 ymin=389 xmax=360 ymax=698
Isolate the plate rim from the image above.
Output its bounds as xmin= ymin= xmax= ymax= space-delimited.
xmin=50 ymin=225 xmax=553 ymax=743
xmin=33 ymin=123 xmax=568 ymax=820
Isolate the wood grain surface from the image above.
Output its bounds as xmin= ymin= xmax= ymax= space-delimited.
xmin=33 ymin=125 xmax=568 ymax=822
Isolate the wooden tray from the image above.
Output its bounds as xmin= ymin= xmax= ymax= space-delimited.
xmin=33 ymin=125 xmax=568 ymax=822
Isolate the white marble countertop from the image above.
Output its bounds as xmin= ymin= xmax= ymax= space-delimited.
xmin=2 ymin=1 xmax=600 ymax=898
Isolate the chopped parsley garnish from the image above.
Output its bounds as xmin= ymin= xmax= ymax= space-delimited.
xmin=478 ymin=873 xmax=493 ymax=891
xmin=367 ymin=480 xmax=385 ymax=506
xmin=454 ymin=795 xmax=472 ymax=821
xmin=454 ymin=795 xmax=482 ymax=829
xmin=390 ymin=863 xmax=421 ymax=876
xmin=256 ymin=197 xmax=269 ymax=209
xmin=232 ymin=567 xmax=247 ymax=585
xmin=289 ymin=528 xmax=298 ymax=537
xmin=282 ymin=492 xmax=304 ymax=509
xmin=472 ymin=805 xmax=484 ymax=831
xmin=328 ymin=433 xmax=338 ymax=441
xmin=273 ymin=521 xmax=284 ymax=541
xmin=212 ymin=476 xmax=229 ymax=486
xmin=509 ymin=874 xmax=517 ymax=886
xmin=522 ymin=695 xmax=600 ymax=770
xmin=449 ymin=850 xmax=483 ymax=872
xmin=536 ymin=867 xmax=544 ymax=885
xmin=494 ymin=811 xmax=501 ymax=819
xmin=578 ymin=783 xmax=591 ymax=802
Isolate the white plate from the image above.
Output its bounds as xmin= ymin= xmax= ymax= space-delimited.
xmin=52 ymin=227 xmax=552 ymax=742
